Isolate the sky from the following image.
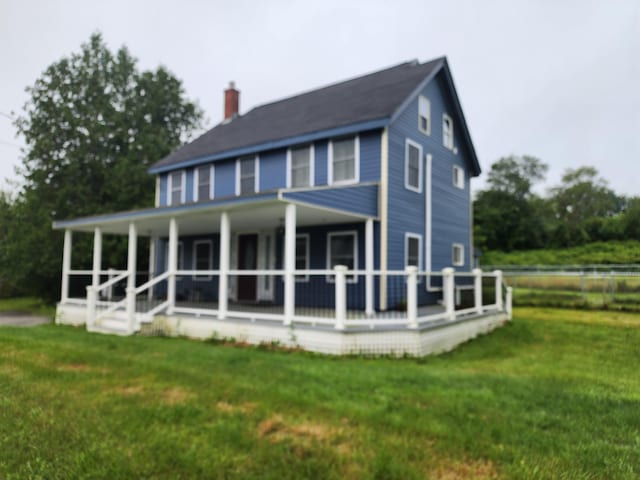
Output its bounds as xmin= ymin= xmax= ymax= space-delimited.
xmin=1 ymin=0 xmax=639 ymax=197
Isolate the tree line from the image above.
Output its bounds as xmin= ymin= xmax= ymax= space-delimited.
xmin=474 ymin=155 xmax=640 ymax=253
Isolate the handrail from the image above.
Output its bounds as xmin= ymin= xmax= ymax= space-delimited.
xmin=95 ymin=271 xmax=129 ymax=293
xmin=134 ymin=271 xmax=170 ymax=295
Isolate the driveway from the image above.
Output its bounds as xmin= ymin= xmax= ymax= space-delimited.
xmin=0 ymin=311 xmax=52 ymax=327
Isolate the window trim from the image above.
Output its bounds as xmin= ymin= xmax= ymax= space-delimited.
xmin=192 ymin=239 xmax=213 ymax=281
xmin=167 ymin=170 xmax=186 ymax=206
xmin=452 ymin=165 xmax=465 ymax=190
xmin=286 ymin=144 xmax=315 ymax=189
xmin=405 ymin=233 xmax=422 ymax=270
xmin=418 ymin=95 xmax=431 ymax=135
xmin=404 ymin=138 xmax=423 ymax=193
xmin=295 ymin=233 xmax=310 ymax=283
xmin=452 ymin=243 xmax=465 ymax=267
xmin=328 ymin=135 xmax=359 ymax=186
xmin=194 ymin=165 xmax=215 ymax=202
xmin=326 ymin=230 xmax=358 ymax=283
xmin=442 ymin=113 xmax=454 ymax=150
xmin=235 ymin=155 xmax=259 ymax=196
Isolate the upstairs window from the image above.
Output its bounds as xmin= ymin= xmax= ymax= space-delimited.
xmin=195 ymin=165 xmax=213 ymax=201
xmin=169 ymin=171 xmax=185 ymax=205
xmin=443 ymin=114 xmax=454 ymax=150
xmin=418 ymin=96 xmax=431 ymax=135
xmin=329 ymin=136 xmax=358 ymax=184
xmin=405 ymin=234 xmax=422 ymax=269
xmin=237 ymin=156 xmax=257 ymax=195
xmin=452 ymin=165 xmax=465 ymax=189
xmin=405 ymin=139 xmax=422 ymax=192
xmin=452 ymin=243 xmax=464 ymax=267
xmin=289 ymin=145 xmax=313 ymax=188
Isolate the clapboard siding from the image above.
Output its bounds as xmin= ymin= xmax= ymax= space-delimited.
xmin=260 ymin=150 xmax=286 ymax=191
xmin=282 ymin=184 xmax=378 ymax=218
xmin=215 ymin=159 xmax=236 ymax=197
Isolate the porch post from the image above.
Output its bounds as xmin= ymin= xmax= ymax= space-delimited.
xmin=167 ymin=217 xmax=178 ymax=314
xmin=406 ymin=266 xmax=418 ymax=328
xmin=148 ymin=236 xmax=157 ymax=301
xmin=365 ymin=218 xmax=374 ymax=317
xmin=126 ymin=222 xmax=138 ymax=332
xmin=91 ymin=227 xmax=102 ymax=291
xmin=494 ymin=269 xmax=503 ymax=311
xmin=473 ymin=268 xmax=483 ymax=314
xmin=334 ymin=265 xmax=347 ymax=330
xmin=218 ymin=212 xmax=230 ymax=319
xmin=442 ymin=267 xmax=455 ymax=321
xmin=283 ymin=203 xmax=296 ymax=325
xmin=61 ymin=229 xmax=72 ymax=304
xmin=506 ymin=286 xmax=513 ymax=320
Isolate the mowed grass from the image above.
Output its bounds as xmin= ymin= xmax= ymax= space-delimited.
xmin=1 ymin=308 xmax=639 ymax=479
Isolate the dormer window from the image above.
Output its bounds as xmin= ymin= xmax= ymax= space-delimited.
xmin=329 ymin=136 xmax=359 ymax=185
xmin=443 ymin=114 xmax=454 ymax=150
xmin=168 ymin=170 xmax=185 ymax=205
xmin=418 ymin=96 xmax=431 ymax=135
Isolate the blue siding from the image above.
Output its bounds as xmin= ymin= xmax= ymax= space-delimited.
xmin=282 ymin=184 xmax=378 ymax=218
xmin=359 ymin=130 xmax=381 ymax=182
xmin=314 ymin=140 xmax=328 ymax=186
xmin=387 ymin=70 xmax=473 ymax=272
xmin=259 ymin=150 xmax=286 ymax=191
xmin=159 ymin=174 xmax=168 ymax=206
xmin=185 ymin=168 xmax=194 ymax=202
xmin=215 ymin=160 xmax=236 ymax=197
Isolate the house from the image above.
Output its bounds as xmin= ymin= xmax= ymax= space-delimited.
xmin=54 ymin=57 xmax=511 ymax=356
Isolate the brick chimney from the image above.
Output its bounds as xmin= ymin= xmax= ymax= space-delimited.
xmin=224 ymin=81 xmax=239 ymax=120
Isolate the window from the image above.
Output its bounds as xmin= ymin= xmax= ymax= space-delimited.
xmin=405 ymin=234 xmax=422 ymax=269
xmin=443 ymin=114 xmax=454 ymax=150
xmin=169 ymin=171 xmax=185 ymax=205
xmin=418 ymin=96 xmax=431 ymax=135
xmin=327 ymin=231 xmax=357 ymax=282
xmin=193 ymin=240 xmax=213 ymax=280
xmin=288 ymin=145 xmax=313 ymax=188
xmin=405 ymin=139 xmax=422 ymax=192
xmin=295 ymin=234 xmax=310 ymax=282
xmin=165 ymin=241 xmax=184 ymax=278
xmin=329 ymin=136 xmax=358 ymax=184
xmin=452 ymin=165 xmax=464 ymax=189
xmin=195 ymin=165 xmax=213 ymax=201
xmin=452 ymin=243 xmax=464 ymax=266
xmin=237 ymin=156 xmax=257 ymax=195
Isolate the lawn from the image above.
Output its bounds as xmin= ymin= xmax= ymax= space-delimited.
xmin=1 ymin=307 xmax=639 ymax=479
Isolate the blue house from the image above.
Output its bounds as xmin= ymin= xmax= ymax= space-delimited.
xmin=54 ymin=57 xmax=510 ymax=356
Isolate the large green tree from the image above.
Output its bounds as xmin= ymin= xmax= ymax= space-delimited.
xmin=3 ymin=33 xmax=203 ymax=299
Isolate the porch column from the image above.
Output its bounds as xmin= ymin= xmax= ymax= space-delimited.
xmin=147 ymin=236 xmax=157 ymax=301
xmin=61 ymin=229 xmax=72 ymax=303
xmin=126 ymin=222 xmax=138 ymax=332
xmin=91 ymin=227 xmax=102 ymax=291
xmin=442 ymin=267 xmax=455 ymax=321
xmin=218 ymin=212 xmax=230 ymax=319
xmin=365 ymin=218 xmax=374 ymax=317
xmin=494 ymin=270 xmax=503 ymax=311
xmin=167 ymin=217 xmax=178 ymax=314
xmin=473 ymin=268 xmax=483 ymax=315
xmin=406 ymin=266 xmax=418 ymax=328
xmin=283 ymin=203 xmax=296 ymax=325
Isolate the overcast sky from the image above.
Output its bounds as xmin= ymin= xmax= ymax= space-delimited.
xmin=1 ymin=0 xmax=638 ymax=197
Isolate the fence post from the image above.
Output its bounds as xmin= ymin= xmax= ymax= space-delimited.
xmin=473 ymin=268 xmax=483 ymax=314
xmin=406 ymin=266 xmax=418 ymax=328
xmin=442 ymin=267 xmax=455 ymax=321
xmin=334 ymin=265 xmax=347 ymax=330
xmin=494 ymin=270 xmax=503 ymax=311
xmin=506 ymin=286 xmax=513 ymax=320
xmin=86 ymin=286 xmax=96 ymax=329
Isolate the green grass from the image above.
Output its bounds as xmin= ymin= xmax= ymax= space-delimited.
xmin=0 ymin=296 xmax=55 ymax=318
xmin=482 ymin=240 xmax=640 ymax=266
xmin=1 ymin=308 xmax=640 ymax=479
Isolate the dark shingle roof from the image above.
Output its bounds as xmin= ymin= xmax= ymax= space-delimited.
xmin=151 ymin=58 xmax=444 ymax=171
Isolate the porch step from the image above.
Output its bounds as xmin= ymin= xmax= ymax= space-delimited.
xmin=89 ymin=316 xmax=136 ymax=336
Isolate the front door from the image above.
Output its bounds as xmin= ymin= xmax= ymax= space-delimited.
xmin=237 ymin=234 xmax=258 ymax=301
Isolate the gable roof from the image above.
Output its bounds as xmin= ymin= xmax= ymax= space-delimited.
xmin=150 ymin=57 xmax=480 ymax=175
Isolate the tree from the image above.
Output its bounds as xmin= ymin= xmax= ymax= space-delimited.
xmin=4 ymin=33 xmax=204 ymax=299
xmin=485 ymin=155 xmax=548 ymax=200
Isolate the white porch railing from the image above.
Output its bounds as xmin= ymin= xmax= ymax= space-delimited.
xmin=68 ymin=267 xmax=511 ymax=333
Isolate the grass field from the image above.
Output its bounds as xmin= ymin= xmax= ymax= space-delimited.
xmin=1 ymin=306 xmax=639 ymax=479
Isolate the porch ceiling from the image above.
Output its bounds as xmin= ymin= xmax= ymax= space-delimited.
xmin=53 ymin=199 xmax=372 ymax=237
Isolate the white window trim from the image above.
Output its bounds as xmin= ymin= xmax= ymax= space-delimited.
xmin=192 ymin=239 xmax=213 ymax=281
xmin=442 ymin=113 xmax=454 ymax=150
xmin=404 ymin=233 xmax=422 ymax=270
xmin=418 ymin=95 xmax=431 ymax=136
xmin=167 ymin=170 xmax=186 ymax=206
xmin=453 ymin=165 xmax=465 ymax=190
xmin=328 ymin=135 xmax=360 ymax=186
xmin=194 ymin=165 xmax=215 ymax=202
xmin=295 ymin=233 xmax=310 ymax=282
xmin=286 ymin=144 xmax=315 ymax=189
xmin=452 ymin=243 xmax=465 ymax=267
xmin=235 ymin=155 xmax=259 ymax=196
xmin=404 ymin=138 xmax=423 ymax=193
xmin=326 ymin=230 xmax=358 ymax=283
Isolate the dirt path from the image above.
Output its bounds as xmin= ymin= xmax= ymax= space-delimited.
xmin=0 ymin=311 xmax=52 ymax=327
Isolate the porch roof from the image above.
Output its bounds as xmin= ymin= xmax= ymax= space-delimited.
xmin=52 ymin=187 xmax=377 ymax=237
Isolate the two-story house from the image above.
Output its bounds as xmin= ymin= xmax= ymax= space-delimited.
xmin=54 ymin=57 xmax=511 ymax=356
